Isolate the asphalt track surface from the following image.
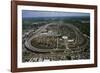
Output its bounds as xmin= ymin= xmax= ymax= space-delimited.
xmin=24 ymin=22 xmax=89 ymax=53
